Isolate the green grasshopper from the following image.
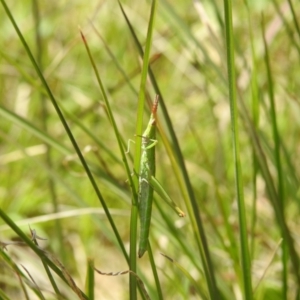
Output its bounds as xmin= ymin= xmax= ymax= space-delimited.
xmin=138 ymin=95 xmax=185 ymax=258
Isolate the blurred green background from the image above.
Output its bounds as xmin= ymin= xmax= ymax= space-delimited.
xmin=1 ymin=0 xmax=300 ymax=299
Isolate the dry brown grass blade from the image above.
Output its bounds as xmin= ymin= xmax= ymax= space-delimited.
xmin=94 ymin=267 xmax=150 ymax=300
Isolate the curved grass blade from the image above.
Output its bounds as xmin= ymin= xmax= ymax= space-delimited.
xmin=0 ymin=209 xmax=88 ymax=299
xmin=0 ymin=0 xmax=127 ymax=271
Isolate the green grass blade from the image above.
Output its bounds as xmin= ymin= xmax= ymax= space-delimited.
xmin=3 ymin=1 xmax=300 ymax=298
xmin=147 ymin=243 xmax=163 ymax=300
xmin=79 ymin=29 xmax=140 ymax=298
xmin=1 ymin=0 xmax=128 ymax=271
xmin=244 ymin=0 xmax=260 ymax=260
xmin=118 ymin=1 xmax=159 ymax=298
xmin=191 ymin=126 xmax=241 ymax=278
xmin=79 ymin=31 xmax=135 ymax=196
xmin=287 ymin=0 xmax=300 ymax=42
xmin=160 ymin=0 xmax=227 ymax=85
xmin=89 ymin=22 xmax=138 ymax=97
xmin=32 ymin=0 xmax=66 ymax=266
xmin=160 ymin=253 xmax=208 ymax=299
xmin=239 ymin=95 xmax=300 ymax=286
xmin=0 ymin=249 xmax=31 ymax=300
xmin=0 ymin=289 xmax=11 ymax=300
xmin=119 ymin=2 xmax=220 ymax=298
xmin=154 ymin=203 xmax=208 ymax=293
xmin=223 ymin=0 xmax=252 ymax=298
xmin=21 ymin=264 xmax=46 ymax=300
xmin=86 ymin=260 xmax=95 ymax=300
xmin=262 ymin=15 xmax=287 ymax=299
xmin=0 ymin=209 xmax=88 ymax=299
xmin=131 ymin=0 xmax=158 ymax=297
xmin=270 ymin=0 xmax=300 ymax=55
xmin=30 ymin=228 xmax=62 ymax=298
xmin=63 ymin=109 xmax=123 ymax=165
xmin=0 ymin=105 xmax=70 ymax=155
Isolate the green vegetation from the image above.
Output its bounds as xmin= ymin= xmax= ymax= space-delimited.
xmin=0 ymin=0 xmax=300 ymax=299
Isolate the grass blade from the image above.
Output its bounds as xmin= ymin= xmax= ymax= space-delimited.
xmin=86 ymin=260 xmax=95 ymax=300
xmin=0 ymin=209 xmax=88 ymax=299
xmin=119 ymin=3 xmax=220 ymax=298
xmin=223 ymin=0 xmax=252 ymax=298
xmin=0 ymin=0 xmax=127 ymax=275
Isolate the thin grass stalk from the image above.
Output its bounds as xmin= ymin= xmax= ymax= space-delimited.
xmin=287 ymin=0 xmax=300 ymax=42
xmin=0 ymin=106 xmax=71 ymax=155
xmin=0 ymin=209 xmax=89 ymax=299
xmin=238 ymin=91 xmax=300 ymax=285
xmin=261 ymin=15 xmax=287 ymax=299
xmin=1 ymin=0 xmax=128 ymax=267
xmin=0 ymin=128 xmax=125 ymax=222
xmin=0 ymin=289 xmax=10 ymax=300
xmin=86 ymin=260 xmax=95 ymax=300
xmin=270 ymin=0 xmax=300 ymax=55
xmin=279 ymin=140 xmax=300 ymax=188
xmin=151 ymin=52 xmax=220 ymax=300
xmin=160 ymin=252 xmax=208 ymax=299
xmin=82 ymin=7 xmax=160 ymax=297
xmin=0 ymin=2 xmax=130 ymax=297
xmin=79 ymin=30 xmax=141 ymax=298
xmin=119 ymin=3 xmax=219 ymax=299
xmin=17 ymin=271 xmax=30 ymax=300
xmin=130 ymin=1 xmax=158 ymax=297
xmin=118 ymin=3 xmax=220 ymax=298
xmin=261 ymin=18 xmax=284 ymax=212
xmin=207 ymin=0 xmax=224 ymax=33
xmin=191 ymin=118 xmax=241 ymax=279
xmin=129 ymin=207 xmax=139 ymax=299
xmin=41 ymin=260 xmax=61 ymax=297
xmin=32 ymin=0 xmax=66 ymax=264
xmin=161 ymin=0 xmax=227 ymax=85
xmin=244 ymin=0 xmax=260 ymax=260
xmin=30 ymin=230 xmax=61 ymax=297
xmin=132 ymin=0 xmax=157 ymax=191
xmin=0 ymin=250 xmax=31 ymax=300
xmin=79 ymin=31 xmax=136 ymax=199
xmin=154 ymin=201 xmax=203 ymax=277
xmin=90 ymin=13 xmax=213 ymax=293
xmin=89 ymin=22 xmax=138 ymax=97
xmin=79 ymin=32 xmax=136 ymax=205
xmin=21 ymin=265 xmax=46 ymax=300
xmin=223 ymin=0 xmax=253 ymax=298
xmin=62 ymin=110 xmax=123 ymax=165
xmin=0 ymin=50 xmax=45 ymax=93
xmin=147 ymin=243 xmax=163 ymax=300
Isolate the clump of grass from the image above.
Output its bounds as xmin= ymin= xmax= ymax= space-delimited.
xmin=1 ymin=0 xmax=300 ymax=299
